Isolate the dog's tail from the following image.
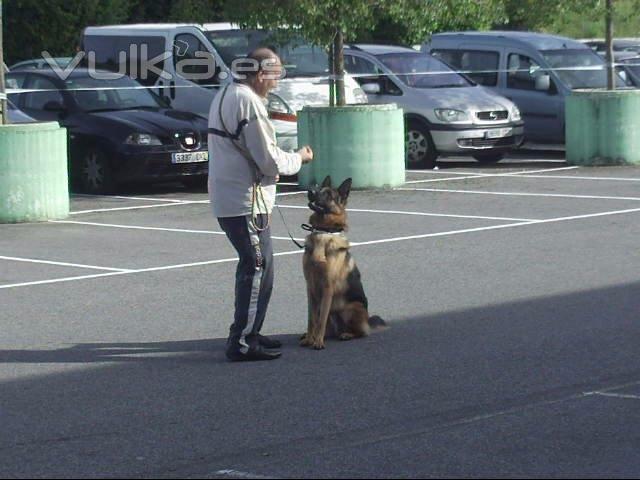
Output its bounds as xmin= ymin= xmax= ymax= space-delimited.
xmin=368 ymin=315 xmax=387 ymax=329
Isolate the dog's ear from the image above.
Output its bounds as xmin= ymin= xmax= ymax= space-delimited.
xmin=321 ymin=175 xmax=332 ymax=189
xmin=337 ymin=178 xmax=352 ymax=203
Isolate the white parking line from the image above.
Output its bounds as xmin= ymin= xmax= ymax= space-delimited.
xmin=484 ymin=174 xmax=640 ymax=182
xmin=70 ymin=201 xmax=203 ymax=215
xmin=3 ymin=205 xmax=640 ymax=291
xmin=587 ymin=392 xmax=640 ymax=401
xmin=72 ymin=194 xmax=191 ymax=203
xmin=0 ymin=255 xmax=133 ymax=272
xmin=404 ymin=166 xmax=579 ymax=184
xmin=69 ymin=193 xmax=307 ymax=215
xmin=49 ymin=220 xmax=305 ymax=242
xmin=215 ymin=469 xmax=273 ymax=479
xmin=277 ymin=205 xmax=537 ymax=222
xmin=396 ymin=187 xmax=640 ymax=202
xmin=350 ymin=206 xmax=640 ymax=247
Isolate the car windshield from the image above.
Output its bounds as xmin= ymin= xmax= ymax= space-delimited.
xmin=206 ymin=29 xmax=329 ymax=77
xmin=541 ymin=49 xmax=625 ymax=89
xmin=377 ymin=52 xmax=470 ymax=88
xmin=64 ymin=75 xmax=165 ymax=112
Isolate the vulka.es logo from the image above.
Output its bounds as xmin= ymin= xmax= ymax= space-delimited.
xmin=40 ymin=43 xmax=285 ymax=84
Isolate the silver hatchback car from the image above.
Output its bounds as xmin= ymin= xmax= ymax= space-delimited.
xmin=344 ymin=44 xmax=524 ymax=168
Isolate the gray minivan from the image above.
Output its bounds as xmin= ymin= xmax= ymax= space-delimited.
xmin=424 ymin=31 xmax=625 ymax=144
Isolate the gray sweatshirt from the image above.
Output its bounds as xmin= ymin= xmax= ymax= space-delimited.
xmin=207 ymin=82 xmax=302 ymax=218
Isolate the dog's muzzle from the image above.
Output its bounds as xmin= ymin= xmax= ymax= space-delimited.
xmin=309 ymin=202 xmax=328 ymax=214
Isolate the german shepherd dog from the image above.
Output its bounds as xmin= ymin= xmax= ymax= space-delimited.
xmin=301 ymin=176 xmax=385 ymax=350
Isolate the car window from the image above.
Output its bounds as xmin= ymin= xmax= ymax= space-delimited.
xmin=174 ymin=33 xmax=216 ymax=85
xmin=344 ymin=54 xmax=380 ymax=75
xmin=207 ymin=30 xmax=329 ymax=77
xmin=23 ymin=76 xmax=64 ymax=110
xmin=66 ymin=75 xmax=165 ymax=112
xmin=82 ymin=35 xmax=120 ymax=71
xmin=377 ymin=52 xmax=469 ymax=89
xmin=431 ymin=49 xmax=499 ymax=86
xmin=507 ymin=53 xmax=544 ymax=91
xmin=6 ymin=73 xmax=27 ymax=89
xmin=541 ymin=49 xmax=625 ymax=89
xmin=119 ymin=36 xmax=166 ymax=86
xmin=6 ymin=73 xmax=28 ymax=107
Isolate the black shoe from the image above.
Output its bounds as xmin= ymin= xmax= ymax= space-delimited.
xmin=257 ymin=334 xmax=282 ymax=349
xmin=226 ymin=345 xmax=282 ymax=362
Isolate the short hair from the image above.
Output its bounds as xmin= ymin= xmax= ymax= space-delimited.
xmin=233 ymin=47 xmax=281 ymax=79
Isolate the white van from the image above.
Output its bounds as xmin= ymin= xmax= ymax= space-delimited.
xmin=82 ymin=23 xmax=367 ymax=150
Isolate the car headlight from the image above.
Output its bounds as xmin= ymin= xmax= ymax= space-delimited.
xmin=434 ymin=108 xmax=469 ymax=123
xmin=124 ymin=133 xmax=162 ymax=146
xmin=510 ymin=104 xmax=521 ymax=122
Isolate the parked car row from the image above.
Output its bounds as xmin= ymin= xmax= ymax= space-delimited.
xmin=7 ymin=25 xmax=637 ymax=192
xmin=343 ymin=44 xmax=523 ymax=168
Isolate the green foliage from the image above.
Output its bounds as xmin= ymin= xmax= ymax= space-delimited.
xmin=543 ymin=0 xmax=640 ymax=38
xmin=3 ymin=0 xmax=639 ymax=66
xmin=168 ymin=0 xmax=224 ymax=24
xmin=2 ymin=0 xmax=224 ymax=65
xmin=367 ymin=0 xmax=507 ymax=45
xmin=4 ymin=0 xmax=132 ymax=64
xmin=223 ymin=0 xmax=507 ymax=47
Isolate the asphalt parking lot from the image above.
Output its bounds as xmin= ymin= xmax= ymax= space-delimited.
xmin=2 ymin=152 xmax=640 ymax=478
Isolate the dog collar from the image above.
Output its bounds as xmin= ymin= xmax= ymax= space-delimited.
xmin=301 ymin=223 xmax=345 ymax=235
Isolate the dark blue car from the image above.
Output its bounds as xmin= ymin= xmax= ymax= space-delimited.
xmin=7 ymin=68 xmax=209 ymax=194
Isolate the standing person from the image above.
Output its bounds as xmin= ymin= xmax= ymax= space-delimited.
xmin=208 ymin=48 xmax=313 ymax=362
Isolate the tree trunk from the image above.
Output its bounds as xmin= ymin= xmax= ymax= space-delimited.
xmin=0 ymin=0 xmax=8 ymax=125
xmin=605 ymin=0 xmax=614 ymax=90
xmin=328 ymin=41 xmax=335 ymax=107
xmin=334 ymin=28 xmax=345 ymax=106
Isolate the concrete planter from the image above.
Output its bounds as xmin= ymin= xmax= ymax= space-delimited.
xmin=566 ymin=90 xmax=640 ymax=166
xmin=0 ymin=122 xmax=69 ymax=223
xmin=297 ymin=104 xmax=405 ymax=188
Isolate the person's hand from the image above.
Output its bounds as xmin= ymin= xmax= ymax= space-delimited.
xmin=297 ymin=145 xmax=313 ymax=164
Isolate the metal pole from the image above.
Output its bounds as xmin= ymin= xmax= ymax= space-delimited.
xmin=605 ymin=0 xmax=615 ymax=90
xmin=0 ymin=0 xmax=8 ymax=124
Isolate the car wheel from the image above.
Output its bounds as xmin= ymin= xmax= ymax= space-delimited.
xmin=405 ymin=120 xmax=438 ymax=169
xmin=473 ymin=152 xmax=505 ymax=164
xmin=78 ymin=149 xmax=116 ymax=194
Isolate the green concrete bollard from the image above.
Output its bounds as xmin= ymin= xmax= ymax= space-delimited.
xmin=0 ymin=122 xmax=69 ymax=223
xmin=566 ymin=90 xmax=640 ymax=166
xmin=297 ymin=104 xmax=406 ymax=188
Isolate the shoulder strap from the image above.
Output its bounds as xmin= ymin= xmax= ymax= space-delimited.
xmin=216 ymin=84 xmax=263 ymax=184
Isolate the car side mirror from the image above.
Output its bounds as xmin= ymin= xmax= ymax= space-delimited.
xmin=535 ymin=74 xmax=551 ymax=92
xmin=361 ymin=82 xmax=381 ymax=95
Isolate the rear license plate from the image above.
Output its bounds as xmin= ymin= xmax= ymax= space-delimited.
xmin=172 ymin=151 xmax=208 ymax=164
xmin=486 ymin=128 xmax=512 ymax=139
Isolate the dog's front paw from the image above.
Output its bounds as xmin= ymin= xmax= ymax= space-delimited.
xmin=339 ymin=332 xmax=354 ymax=341
xmin=299 ymin=334 xmax=312 ymax=347
xmin=311 ymin=340 xmax=325 ymax=350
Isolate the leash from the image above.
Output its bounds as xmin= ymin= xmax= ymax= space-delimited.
xmin=275 ymin=204 xmax=306 ymax=249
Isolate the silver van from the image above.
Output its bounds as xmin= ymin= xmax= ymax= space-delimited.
xmin=82 ymin=23 xmax=367 ymax=150
xmin=424 ymin=31 xmax=626 ymax=145
xmin=344 ymin=44 xmax=524 ymax=168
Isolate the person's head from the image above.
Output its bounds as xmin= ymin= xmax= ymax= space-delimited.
xmin=235 ymin=47 xmax=284 ymax=98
